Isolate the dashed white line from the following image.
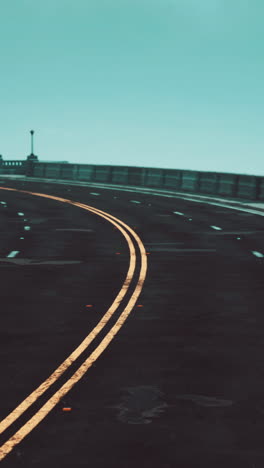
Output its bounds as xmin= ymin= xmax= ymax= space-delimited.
xmin=20 ymin=237 xmax=24 ymax=240
xmin=17 ymin=212 xmax=24 ymax=216
xmin=6 ymin=177 xmax=264 ymax=218
xmin=130 ymin=200 xmax=141 ymax=204
xmin=89 ymin=192 xmax=100 ymax=196
xmin=252 ymin=251 xmax=264 ymax=258
xmin=24 ymin=226 xmax=31 ymax=231
xmin=173 ymin=211 xmax=184 ymax=216
xmin=210 ymin=225 xmax=222 ymax=231
xmin=6 ymin=251 xmax=19 ymax=258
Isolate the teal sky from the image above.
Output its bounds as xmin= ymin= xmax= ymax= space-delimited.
xmin=0 ymin=1 xmax=263 ymax=175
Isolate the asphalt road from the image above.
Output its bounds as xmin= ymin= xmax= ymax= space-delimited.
xmin=0 ymin=178 xmax=264 ymax=467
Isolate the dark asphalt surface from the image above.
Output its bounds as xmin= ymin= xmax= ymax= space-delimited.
xmin=0 ymin=178 xmax=264 ymax=467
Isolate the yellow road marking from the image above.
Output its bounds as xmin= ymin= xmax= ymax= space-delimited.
xmin=0 ymin=188 xmax=147 ymax=461
xmin=0 ymin=188 xmax=136 ymax=434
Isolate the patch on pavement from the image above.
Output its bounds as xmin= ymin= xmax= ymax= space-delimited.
xmin=113 ymin=386 xmax=167 ymax=424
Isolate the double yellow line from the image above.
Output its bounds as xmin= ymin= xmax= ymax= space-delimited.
xmin=0 ymin=188 xmax=147 ymax=461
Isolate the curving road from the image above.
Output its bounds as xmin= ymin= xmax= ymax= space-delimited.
xmin=0 ymin=177 xmax=264 ymax=468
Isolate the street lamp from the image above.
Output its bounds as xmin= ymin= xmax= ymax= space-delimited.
xmin=26 ymin=130 xmax=38 ymax=163
xmin=30 ymin=130 xmax=34 ymax=155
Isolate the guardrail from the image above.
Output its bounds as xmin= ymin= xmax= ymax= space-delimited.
xmin=0 ymin=160 xmax=263 ymax=201
xmin=29 ymin=163 xmax=264 ymax=201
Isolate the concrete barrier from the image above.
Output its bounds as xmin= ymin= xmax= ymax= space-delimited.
xmin=77 ymin=165 xmax=95 ymax=181
xmin=27 ymin=162 xmax=263 ymax=201
xmin=34 ymin=163 xmax=46 ymax=178
xmin=237 ymin=175 xmax=258 ymax=200
xmin=198 ymin=172 xmax=219 ymax=194
xmin=111 ymin=167 xmax=129 ymax=184
xmin=94 ymin=165 xmax=111 ymax=183
xmin=181 ymin=171 xmax=199 ymax=192
xmin=45 ymin=164 xmax=61 ymax=179
xmin=163 ymin=169 xmax=182 ymax=190
xmin=258 ymin=178 xmax=264 ymax=201
xmin=218 ymin=173 xmax=238 ymax=197
xmin=145 ymin=168 xmax=164 ymax=187
xmin=60 ymin=164 xmax=77 ymax=180
xmin=128 ymin=167 xmax=145 ymax=186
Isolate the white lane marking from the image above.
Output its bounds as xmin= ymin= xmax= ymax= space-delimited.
xmin=0 ymin=202 xmax=6 ymax=205
xmin=252 ymin=251 xmax=264 ymax=258
xmin=186 ymin=200 xmax=264 ymax=218
xmin=3 ymin=176 xmax=264 ymax=217
xmin=188 ymin=218 xmax=192 ymax=221
xmin=17 ymin=212 xmax=24 ymax=216
xmin=20 ymin=237 xmax=24 ymax=240
xmin=130 ymin=200 xmax=141 ymax=204
xmin=210 ymin=225 xmax=222 ymax=231
xmin=6 ymin=251 xmax=19 ymax=258
xmin=24 ymin=226 xmax=31 ymax=231
xmin=237 ymin=237 xmax=241 ymax=240
xmin=80 ymin=184 xmax=264 ymax=217
xmin=173 ymin=211 xmax=184 ymax=216
xmin=89 ymin=192 xmax=100 ymax=196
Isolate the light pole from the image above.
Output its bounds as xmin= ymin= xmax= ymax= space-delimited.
xmin=30 ymin=130 xmax=34 ymax=155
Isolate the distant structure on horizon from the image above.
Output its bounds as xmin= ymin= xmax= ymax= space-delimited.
xmin=0 ymin=135 xmax=263 ymax=203
xmin=0 ymin=130 xmax=68 ymax=175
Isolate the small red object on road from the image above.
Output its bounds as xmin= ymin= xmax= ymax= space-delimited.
xmin=137 ymin=304 xmax=143 ymax=307
xmin=115 ymin=252 xmax=121 ymax=255
xmin=62 ymin=407 xmax=72 ymax=412
xmin=85 ymin=305 xmax=93 ymax=307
